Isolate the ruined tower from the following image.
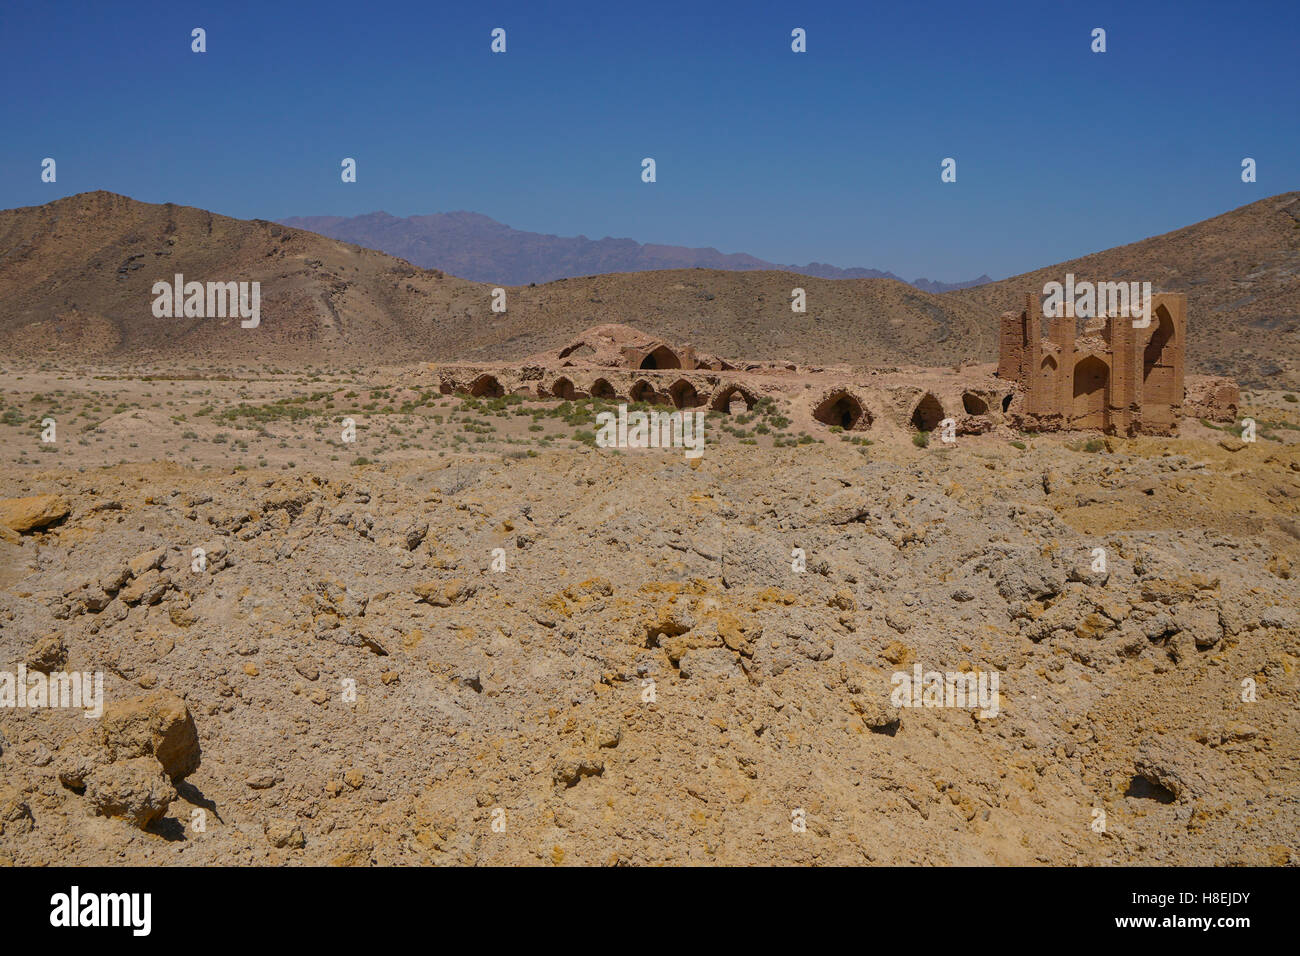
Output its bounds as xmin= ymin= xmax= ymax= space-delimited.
xmin=997 ymin=293 xmax=1041 ymax=413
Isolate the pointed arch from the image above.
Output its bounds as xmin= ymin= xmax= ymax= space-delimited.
xmin=549 ymin=376 xmax=578 ymax=400
xmin=1142 ymin=305 xmax=1178 ymax=405
xmin=468 ymin=374 xmax=504 ymax=398
xmin=668 ymin=379 xmax=702 ymax=409
xmin=910 ymin=393 xmax=945 ymax=432
xmin=639 ymin=345 xmax=681 ymax=370
xmin=813 ymin=391 xmax=870 ymax=430
xmin=1072 ymin=355 xmax=1110 ymax=429
xmin=629 ymin=379 xmax=665 ymax=405
xmin=962 ymin=392 xmax=989 ymax=416
xmin=711 ymin=384 xmax=757 ymax=415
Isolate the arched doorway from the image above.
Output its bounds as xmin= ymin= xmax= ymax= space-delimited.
xmin=1072 ymin=356 xmax=1109 ymax=429
xmin=630 ymin=380 xmax=664 ymax=405
xmin=1143 ymin=305 xmax=1177 ymax=404
xmin=469 ymin=374 xmax=504 ymax=398
xmin=1040 ymin=354 xmax=1058 ymax=396
xmin=668 ymin=379 xmax=701 ymax=408
xmin=550 ymin=377 xmax=577 ymax=400
xmin=813 ymin=391 xmax=868 ymax=430
xmin=589 ymin=378 xmax=617 ymax=401
xmin=639 ymin=346 xmax=681 ymax=370
xmin=910 ymin=393 xmax=945 ymax=432
xmin=962 ymin=392 xmax=989 ymax=416
xmin=711 ymin=385 xmax=756 ymax=415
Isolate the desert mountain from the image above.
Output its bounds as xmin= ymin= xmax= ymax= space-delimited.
xmin=279 ymin=209 xmax=989 ymax=292
xmin=0 ymin=191 xmax=485 ymax=365
xmin=0 ymin=192 xmax=989 ymax=368
xmin=1 ymin=191 xmax=1297 ymax=387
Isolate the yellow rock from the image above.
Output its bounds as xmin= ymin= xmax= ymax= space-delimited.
xmin=0 ymin=495 xmax=69 ymax=533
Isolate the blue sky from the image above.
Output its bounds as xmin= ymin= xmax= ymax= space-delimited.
xmin=2 ymin=0 xmax=1297 ymax=281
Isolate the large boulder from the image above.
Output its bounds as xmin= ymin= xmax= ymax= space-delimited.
xmin=59 ymin=690 xmax=201 ymax=789
xmin=99 ymin=691 xmax=201 ymax=780
xmin=85 ymin=757 xmax=176 ymax=829
xmin=127 ymin=546 xmax=167 ymax=578
xmin=1133 ymin=735 xmax=1231 ymax=803
xmin=0 ymin=495 xmax=69 ymax=533
xmin=25 ymin=635 xmax=67 ymax=673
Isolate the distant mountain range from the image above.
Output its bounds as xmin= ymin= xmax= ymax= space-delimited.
xmin=278 ymin=210 xmax=992 ymax=292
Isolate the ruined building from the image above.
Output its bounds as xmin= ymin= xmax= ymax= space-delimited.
xmin=431 ymin=303 xmax=1238 ymax=439
xmin=997 ymin=291 xmax=1236 ymax=436
xmin=432 ymin=324 xmax=1016 ymax=438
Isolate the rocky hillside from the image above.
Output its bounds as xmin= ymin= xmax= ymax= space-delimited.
xmin=0 ymin=192 xmax=986 ymax=368
xmin=2 ymin=192 xmax=1297 ymax=388
xmin=0 ymin=191 xmax=486 ymax=365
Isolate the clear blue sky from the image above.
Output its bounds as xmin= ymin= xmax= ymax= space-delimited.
xmin=2 ymin=0 xmax=1297 ymax=281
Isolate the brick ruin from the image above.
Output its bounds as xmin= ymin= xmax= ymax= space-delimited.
xmin=997 ymin=291 xmax=1238 ymax=435
xmin=431 ymin=304 xmax=1239 ymax=438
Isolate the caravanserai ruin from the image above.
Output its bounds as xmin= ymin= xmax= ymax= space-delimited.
xmin=997 ymin=291 xmax=1237 ymax=435
xmin=433 ymin=299 xmax=1239 ymax=437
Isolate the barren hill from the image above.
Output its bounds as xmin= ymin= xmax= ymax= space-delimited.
xmin=0 ymin=192 xmax=985 ymax=368
xmin=0 ymin=191 xmax=486 ymax=365
xmin=949 ymin=192 xmax=1300 ymax=387
xmin=2 ymin=191 xmax=1298 ymax=385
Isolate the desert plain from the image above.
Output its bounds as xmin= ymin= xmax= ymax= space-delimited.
xmin=0 ymin=357 xmax=1297 ymax=865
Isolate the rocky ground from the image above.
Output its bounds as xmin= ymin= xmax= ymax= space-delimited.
xmin=1 ymin=365 xmax=1298 ymax=865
